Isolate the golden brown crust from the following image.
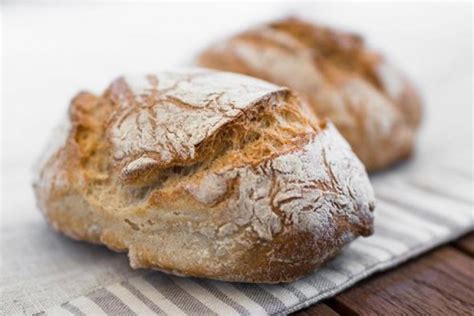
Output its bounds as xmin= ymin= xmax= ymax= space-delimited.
xmin=197 ymin=17 xmax=422 ymax=171
xmin=34 ymin=69 xmax=375 ymax=283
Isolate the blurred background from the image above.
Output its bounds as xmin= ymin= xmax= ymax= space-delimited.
xmin=2 ymin=0 xmax=472 ymax=242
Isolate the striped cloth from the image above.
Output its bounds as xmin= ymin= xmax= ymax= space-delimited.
xmin=45 ymin=161 xmax=473 ymax=316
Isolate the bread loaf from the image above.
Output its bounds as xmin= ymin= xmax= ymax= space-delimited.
xmin=198 ymin=18 xmax=422 ymax=171
xmin=34 ymin=69 xmax=375 ymax=283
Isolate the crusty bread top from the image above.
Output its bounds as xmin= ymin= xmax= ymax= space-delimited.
xmin=109 ymin=71 xmax=282 ymax=165
xmin=91 ymin=69 xmax=315 ymax=187
xmin=106 ymin=70 xmax=278 ymax=182
xmin=44 ymin=69 xmax=320 ymax=197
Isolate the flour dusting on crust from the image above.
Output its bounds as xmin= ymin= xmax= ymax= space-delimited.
xmin=187 ymin=123 xmax=374 ymax=243
xmin=108 ymin=70 xmax=287 ymax=171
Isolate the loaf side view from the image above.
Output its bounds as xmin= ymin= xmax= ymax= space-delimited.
xmin=34 ymin=69 xmax=375 ymax=283
xmin=198 ymin=17 xmax=422 ymax=171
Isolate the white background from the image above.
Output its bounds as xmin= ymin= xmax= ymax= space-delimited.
xmin=0 ymin=2 xmax=472 ymax=313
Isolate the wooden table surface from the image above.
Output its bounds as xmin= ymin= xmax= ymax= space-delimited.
xmin=294 ymin=233 xmax=474 ymax=315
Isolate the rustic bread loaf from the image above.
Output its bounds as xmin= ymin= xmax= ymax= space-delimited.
xmin=197 ymin=18 xmax=422 ymax=171
xmin=34 ymin=69 xmax=375 ymax=283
